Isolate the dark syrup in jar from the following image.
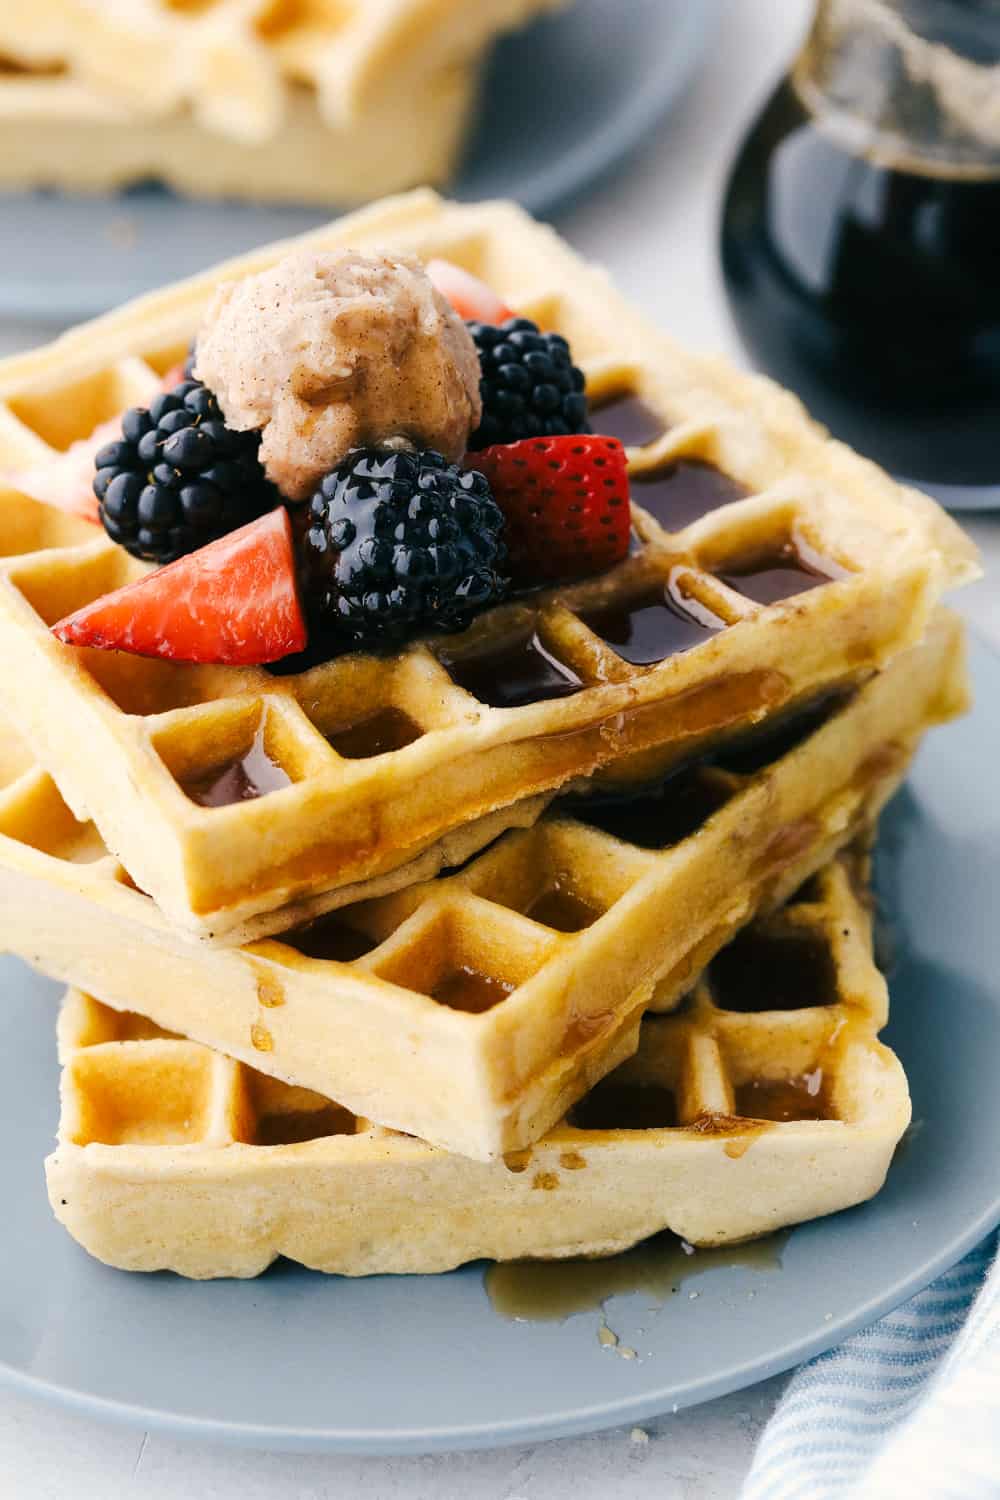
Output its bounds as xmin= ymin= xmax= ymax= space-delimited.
xmin=721 ymin=78 xmax=1000 ymax=488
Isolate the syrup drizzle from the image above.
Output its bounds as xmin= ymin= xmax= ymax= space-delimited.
xmin=486 ymin=1229 xmax=789 ymax=1323
xmin=571 ymin=767 xmax=733 ymax=851
xmin=440 ymin=631 xmax=583 ymax=709
xmin=182 ymin=724 xmax=291 ymax=808
xmin=432 ymin=966 xmax=515 ymax=1014
xmin=526 ymin=882 xmax=602 ymax=933
xmin=734 ymin=1070 xmax=832 ymax=1122
xmin=719 ymin=542 xmax=843 ymax=605
xmin=589 ymin=392 xmax=664 ymax=449
xmin=279 ymin=914 xmax=376 ymax=963
xmin=632 ymin=459 xmax=748 ymax=532
xmin=569 ymin=1081 xmax=677 ymax=1131
xmin=708 ymin=929 xmax=839 ymax=1012
xmin=581 ymin=583 xmax=724 ymax=667
xmin=326 ymin=706 xmax=422 ymax=760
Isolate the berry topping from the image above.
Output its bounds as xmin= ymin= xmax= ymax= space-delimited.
xmin=426 ymin=259 xmax=513 ymax=324
xmin=93 ymin=378 xmax=276 ymax=565
xmin=467 ymin=317 xmax=590 ymax=450
xmin=469 ymin=436 xmax=631 ymax=585
xmin=301 ymin=447 xmax=508 ymax=650
xmin=52 ymin=508 xmax=306 ymax=666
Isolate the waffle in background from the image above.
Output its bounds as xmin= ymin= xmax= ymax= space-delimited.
xmin=0 ymin=2 xmax=567 ymax=203
xmin=0 ymin=195 xmax=979 ymax=937
xmin=46 ymin=855 xmax=910 ymax=1278
xmin=0 ymin=613 xmax=966 ymax=1158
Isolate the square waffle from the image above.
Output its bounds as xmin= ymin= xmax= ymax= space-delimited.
xmin=0 ymin=613 xmax=966 ymax=1158
xmin=46 ymin=854 xmax=911 ymax=1278
xmin=0 ymin=194 xmax=978 ymax=937
xmin=0 ymin=3 xmax=565 ymax=202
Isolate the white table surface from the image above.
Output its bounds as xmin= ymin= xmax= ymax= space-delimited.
xmin=1 ymin=1 xmax=996 ymax=1494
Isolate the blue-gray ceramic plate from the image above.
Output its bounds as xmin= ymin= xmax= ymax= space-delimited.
xmin=0 ymin=634 xmax=998 ymax=1453
xmin=0 ymin=0 xmax=721 ymax=323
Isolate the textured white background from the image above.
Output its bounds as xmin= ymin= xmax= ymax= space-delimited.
xmin=1 ymin=0 xmax=996 ymax=1494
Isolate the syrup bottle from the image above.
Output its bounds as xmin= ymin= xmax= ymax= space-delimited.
xmin=721 ymin=0 xmax=1000 ymax=509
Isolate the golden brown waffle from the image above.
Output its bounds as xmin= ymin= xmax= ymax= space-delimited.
xmin=0 ymin=195 xmax=978 ymax=937
xmin=0 ymin=4 xmax=565 ymax=201
xmin=1 ymin=614 xmax=965 ymax=1158
xmin=0 ymin=63 xmax=482 ymax=206
xmin=46 ymin=855 xmax=910 ymax=1278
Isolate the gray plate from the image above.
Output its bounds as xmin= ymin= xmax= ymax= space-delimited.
xmin=1 ymin=634 xmax=998 ymax=1454
xmin=0 ymin=0 xmax=720 ymax=324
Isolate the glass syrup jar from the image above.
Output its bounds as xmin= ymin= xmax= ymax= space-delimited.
xmin=721 ymin=0 xmax=1000 ymax=509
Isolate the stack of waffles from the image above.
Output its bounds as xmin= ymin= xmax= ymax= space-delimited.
xmin=0 ymin=0 xmax=565 ymax=204
xmin=0 ymin=192 xmax=979 ymax=1278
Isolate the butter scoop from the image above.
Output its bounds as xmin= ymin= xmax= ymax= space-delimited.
xmin=194 ymin=249 xmax=482 ymax=501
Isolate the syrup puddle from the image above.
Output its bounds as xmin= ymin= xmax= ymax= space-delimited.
xmin=485 ymin=1229 xmax=789 ymax=1341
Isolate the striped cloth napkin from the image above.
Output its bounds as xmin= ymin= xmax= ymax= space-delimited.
xmin=741 ymin=1232 xmax=1000 ymax=1499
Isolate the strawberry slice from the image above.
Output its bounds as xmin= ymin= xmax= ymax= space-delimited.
xmin=426 ymin=258 xmax=513 ymax=324
xmin=52 ymin=507 xmax=306 ymax=665
xmin=469 ymin=435 xmax=631 ymax=584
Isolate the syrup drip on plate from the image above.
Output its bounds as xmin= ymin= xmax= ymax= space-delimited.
xmin=486 ymin=1230 xmax=789 ymax=1322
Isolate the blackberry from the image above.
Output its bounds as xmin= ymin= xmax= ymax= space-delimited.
xmin=301 ymin=448 xmax=508 ymax=650
xmin=467 ymin=316 xmax=590 ymax=449
xmin=93 ymin=378 xmax=275 ymax=565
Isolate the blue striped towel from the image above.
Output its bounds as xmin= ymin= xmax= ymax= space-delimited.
xmin=742 ymin=1231 xmax=1000 ymax=1499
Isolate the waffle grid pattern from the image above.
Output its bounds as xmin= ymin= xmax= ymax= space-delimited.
xmin=45 ymin=856 xmax=911 ymax=1277
xmin=0 ymin=612 xmax=966 ymax=1158
xmin=0 ymin=197 xmax=977 ymax=937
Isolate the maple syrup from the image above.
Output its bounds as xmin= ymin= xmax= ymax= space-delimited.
xmin=486 ymin=1229 xmax=788 ymax=1322
xmin=734 ymin=1069 xmax=832 ymax=1123
xmin=255 ymin=1103 xmax=357 ymax=1146
xmin=722 ymin=77 xmax=1000 ymax=491
xmin=431 ymin=965 xmax=515 ymax=1014
xmin=711 ymin=688 xmax=851 ymax=775
xmin=325 ymin=706 xmax=422 ymax=759
xmin=580 ymin=583 xmax=724 ymax=667
xmin=708 ymin=928 xmax=839 ymax=1012
xmin=718 ymin=541 xmax=841 ymax=606
xmin=632 ymin=459 xmax=748 ymax=532
xmin=526 ymin=882 xmax=602 ymax=933
xmin=182 ymin=723 xmax=291 ymax=808
xmin=279 ymin=913 xmax=376 ymax=963
xmin=569 ymin=1080 xmax=677 ymax=1131
xmin=589 ymin=391 xmax=664 ymax=449
xmin=571 ymin=766 xmax=733 ymax=851
xmin=439 ymin=630 xmax=583 ymax=709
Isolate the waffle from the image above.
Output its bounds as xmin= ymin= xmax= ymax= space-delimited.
xmin=1 ymin=614 xmax=965 ymax=1159
xmin=0 ymin=194 xmax=977 ymax=937
xmin=0 ymin=3 xmax=565 ymax=201
xmin=46 ymin=853 xmax=910 ymax=1278
xmin=0 ymin=62 xmax=483 ymax=207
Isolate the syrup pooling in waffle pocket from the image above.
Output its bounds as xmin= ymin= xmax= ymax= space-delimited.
xmin=0 ymin=613 xmax=966 ymax=1158
xmin=0 ymin=194 xmax=977 ymax=937
xmin=45 ymin=858 xmax=912 ymax=1278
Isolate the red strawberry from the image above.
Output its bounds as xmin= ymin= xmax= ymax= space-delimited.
xmin=426 ymin=258 xmax=513 ymax=324
xmin=469 ymin=436 xmax=631 ymax=584
xmin=52 ymin=507 xmax=306 ymax=665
